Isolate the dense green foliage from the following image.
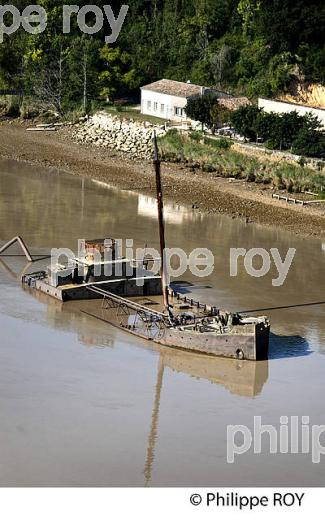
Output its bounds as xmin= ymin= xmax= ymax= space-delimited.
xmin=185 ymin=92 xmax=219 ymax=130
xmin=230 ymin=105 xmax=325 ymax=157
xmin=185 ymin=93 xmax=232 ymax=131
xmin=229 ymin=105 xmax=261 ymax=140
xmin=0 ymin=1 xmax=324 ymax=113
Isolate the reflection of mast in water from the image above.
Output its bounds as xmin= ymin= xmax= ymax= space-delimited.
xmin=143 ymin=350 xmax=269 ymax=486
xmin=144 ymin=356 xmax=164 ymax=486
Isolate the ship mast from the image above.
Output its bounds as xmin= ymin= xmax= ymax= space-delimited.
xmin=153 ymin=132 xmax=171 ymax=317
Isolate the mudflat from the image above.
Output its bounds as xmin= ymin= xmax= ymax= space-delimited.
xmin=1 ymin=120 xmax=325 ymax=237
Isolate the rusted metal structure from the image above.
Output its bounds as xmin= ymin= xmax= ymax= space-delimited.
xmin=0 ymin=236 xmax=50 ymax=262
xmin=20 ymin=135 xmax=270 ymax=360
xmin=0 ymin=236 xmax=33 ymax=262
xmin=82 ymin=284 xmax=270 ymax=361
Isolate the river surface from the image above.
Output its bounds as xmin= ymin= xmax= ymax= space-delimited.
xmin=0 ymin=158 xmax=325 ymax=486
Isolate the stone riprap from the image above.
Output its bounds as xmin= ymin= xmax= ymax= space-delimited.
xmin=71 ymin=112 xmax=166 ymax=159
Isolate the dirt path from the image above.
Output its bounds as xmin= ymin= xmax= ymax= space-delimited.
xmin=1 ymin=120 xmax=325 ymax=237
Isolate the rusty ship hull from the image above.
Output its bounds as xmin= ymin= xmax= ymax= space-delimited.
xmin=82 ymin=287 xmax=270 ymax=361
xmin=157 ymin=321 xmax=269 ymax=361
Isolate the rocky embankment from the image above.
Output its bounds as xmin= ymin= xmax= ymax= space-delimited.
xmin=71 ymin=112 xmax=166 ymax=159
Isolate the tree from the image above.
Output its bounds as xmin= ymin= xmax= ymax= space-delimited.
xmin=292 ymin=128 xmax=325 ymax=157
xmin=211 ymin=44 xmax=235 ymax=88
xmin=231 ymin=104 xmax=325 ymax=156
xmin=66 ymin=36 xmax=101 ymax=112
xmin=237 ymin=0 xmax=261 ymax=36
xmin=256 ymin=111 xmax=302 ymax=150
xmin=98 ymin=46 xmax=137 ymax=101
xmin=230 ymin=104 xmax=261 ymax=140
xmin=185 ymin=92 xmax=219 ymax=130
xmin=23 ymin=34 xmax=71 ymax=114
xmin=1 ymin=0 xmax=325 ymax=115
xmin=210 ymin=103 xmax=231 ymax=127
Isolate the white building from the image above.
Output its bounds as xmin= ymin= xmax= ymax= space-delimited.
xmin=141 ymin=79 xmax=230 ymax=122
xmin=258 ymin=97 xmax=325 ymax=128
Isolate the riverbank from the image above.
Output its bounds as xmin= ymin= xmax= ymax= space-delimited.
xmin=1 ymin=120 xmax=325 ymax=238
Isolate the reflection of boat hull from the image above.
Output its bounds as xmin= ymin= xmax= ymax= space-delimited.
xmin=160 ymin=348 xmax=269 ymax=397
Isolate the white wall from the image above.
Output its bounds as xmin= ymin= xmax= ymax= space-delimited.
xmin=258 ymin=97 xmax=325 ymax=128
xmin=141 ymin=89 xmax=189 ymax=121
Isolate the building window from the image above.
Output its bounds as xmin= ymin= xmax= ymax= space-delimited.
xmin=175 ymin=107 xmax=184 ymax=117
xmin=161 ymin=104 xmax=165 ymax=113
xmin=147 ymin=100 xmax=151 ymax=110
xmin=153 ymin=102 xmax=158 ymax=111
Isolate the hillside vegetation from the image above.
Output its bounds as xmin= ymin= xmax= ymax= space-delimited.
xmin=0 ymin=1 xmax=324 ymax=114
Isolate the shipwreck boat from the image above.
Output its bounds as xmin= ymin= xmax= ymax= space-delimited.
xmin=17 ymin=133 xmax=270 ymax=361
xmin=22 ymin=237 xmax=162 ymax=302
xmin=78 ymin=287 xmax=270 ymax=361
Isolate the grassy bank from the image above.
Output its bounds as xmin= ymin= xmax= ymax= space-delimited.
xmin=158 ymin=130 xmax=325 ymax=194
xmin=102 ymin=105 xmax=167 ymax=125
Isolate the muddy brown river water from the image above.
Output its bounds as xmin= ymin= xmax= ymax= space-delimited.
xmin=0 ymin=158 xmax=325 ymax=487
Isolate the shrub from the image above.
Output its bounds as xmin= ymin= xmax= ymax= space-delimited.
xmin=292 ymin=128 xmax=325 ymax=158
xmin=189 ymin=130 xmax=203 ymax=142
xmin=62 ymin=106 xmax=86 ymax=123
xmin=204 ymin=137 xmax=233 ymax=150
xmin=0 ymin=96 xmax=20 ymax=117
xmin=231 ymin=105 xmax=325 ymax=157
xmin=158 ymin=131 xmax=324 ymax=193
xmin=265 ymin=139 xmax=279 ymax=150
xmin=311 ymin=174 xmax=325 ymax=193
xmin=185 ymin=92 xmax=219 ymax=130
xmin=19 ymin=98 xmax=41 ymax=119
xmin=230 ymin=105 xmax=262 ymax=140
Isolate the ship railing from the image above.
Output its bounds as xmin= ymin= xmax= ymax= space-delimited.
xmin=87 ymin=286 xmax=169 ymax=322
xmin=168 ymin=288 xmax=220 ymax=316
xmin=22 ymin=271 xmax=47 ymax=287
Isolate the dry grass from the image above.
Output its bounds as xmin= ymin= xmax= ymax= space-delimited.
xmin=158 ymin=130 xmax=325 ymax=193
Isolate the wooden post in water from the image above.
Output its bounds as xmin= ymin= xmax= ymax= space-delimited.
xmin=153 ymin=132 xmax=171 ymax=316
